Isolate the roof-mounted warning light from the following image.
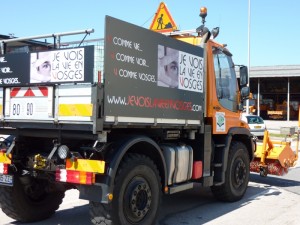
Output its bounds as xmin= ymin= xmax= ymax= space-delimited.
xmin=196 ymin=7 xmax=219 ymax=42
xmin=200 ymin=7 xmax=207 ymax=25
xmin=196 ymin=7 xmax=210 ymax=40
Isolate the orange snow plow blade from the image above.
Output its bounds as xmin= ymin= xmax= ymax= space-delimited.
xmin=250 ymin=130 xmax=298 ymax=176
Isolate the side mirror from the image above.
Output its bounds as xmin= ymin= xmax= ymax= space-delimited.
xmin=241 ymin=86 xmax=250 ymax=100
xmin=239 ymin=66 xmax=248 ymax=87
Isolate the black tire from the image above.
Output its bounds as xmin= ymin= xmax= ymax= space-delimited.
xmin=90 ymin=153 xmax=161 ymax=225
xmin=211 ymin=141 xmax=250 ymax=202
xmin=0 ymin=176 xmax=65 ymax=222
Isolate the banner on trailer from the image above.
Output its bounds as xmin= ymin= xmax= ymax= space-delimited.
xmin=104 ymin=16 xmax=205 ymax=121
xmin=0 ymin=46 xmax=94 ymax=86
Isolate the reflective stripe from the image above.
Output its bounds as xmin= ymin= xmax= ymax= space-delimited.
xmin=58 ymin=104 xmax=93 ymax=117
xmin=66 ymin=159 xmax=105 ymax=174
xmin=0 ymin=152 xmax=11 ymax=164
xmin=10 ymin=87 xmax=48 ymax=97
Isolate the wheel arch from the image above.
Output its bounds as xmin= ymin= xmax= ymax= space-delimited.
xmin=106 ymin=135 xmax=167 ymax=194
xmin=229 ymin=127 xmax=255 ymax=161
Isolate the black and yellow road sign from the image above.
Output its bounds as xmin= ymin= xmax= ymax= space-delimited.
xmin=150 ymin=2 xmax=177 ymax=33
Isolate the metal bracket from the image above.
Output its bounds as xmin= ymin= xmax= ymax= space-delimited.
xmin=97 ymin=132 xmax=107 ymax=143
xmin=47 ymin=140 xmax=60 ymax=162
xmin=5 ymin=138 xmax=16 ymax=156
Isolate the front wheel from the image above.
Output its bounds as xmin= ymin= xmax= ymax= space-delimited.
xmin=90 ymin=153 xmax=161 ymax=225
xmin=211 ymin=141 xmax=250 ymax=202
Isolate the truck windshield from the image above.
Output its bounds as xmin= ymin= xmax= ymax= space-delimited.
xmin=213 ymin=49 xmax=238 ymax=112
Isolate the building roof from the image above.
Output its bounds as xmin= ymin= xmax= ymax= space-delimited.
xmin=236 ymin=65 xmax=300 ymax=78
xmin=0 ymin=34 xmax=50 ymax=53
xmin=250 ymin=65 xmax=300 ymax=78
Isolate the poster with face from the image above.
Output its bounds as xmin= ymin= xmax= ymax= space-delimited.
xmin=30 ymin=51 xmax=52 ymax=83
xmin=30 ymin=47 xmax=93 ymax=84
xmin=0 ymin=46 xmax=94 ymax=86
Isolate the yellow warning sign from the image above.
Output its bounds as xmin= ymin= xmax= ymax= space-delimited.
xmin=150 ymin=2 xmax=177 ymax=33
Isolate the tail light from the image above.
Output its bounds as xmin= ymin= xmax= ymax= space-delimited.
xmin=56 ymin=169 xmax=95 ymax=185
xmin=0 ymin=163 xmax=9 ymax=174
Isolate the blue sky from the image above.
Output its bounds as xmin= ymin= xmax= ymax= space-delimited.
xmin=2 ymin=0 xmax=299 ymax=67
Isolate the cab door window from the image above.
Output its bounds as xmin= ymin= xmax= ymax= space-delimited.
xmin=213 ymin=50 xmax=238 ymax=112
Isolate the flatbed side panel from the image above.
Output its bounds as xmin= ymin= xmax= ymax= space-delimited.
xmin=56 ymin=84 xmax=94 ymax=122
xmin=104 ymin=116 xmax=200 ymax=125
xmin=2 ymin=84 xmax=95 ymax=123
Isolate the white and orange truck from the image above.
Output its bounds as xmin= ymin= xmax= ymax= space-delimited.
xmin=0 ymin=3 xmax=254 ymax=225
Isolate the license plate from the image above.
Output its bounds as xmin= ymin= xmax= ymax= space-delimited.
xmin=254 ymin=126 xmax=261 ymax=129
xmin=0 ymin=174 xmax=13 ymax=186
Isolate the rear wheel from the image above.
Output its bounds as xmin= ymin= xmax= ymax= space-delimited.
xmin=211 ymin=141 xmax=250 ymax=202
xmin=90 ymin=153 xmax=161 ymax=225
xmin=0 ymin=175 xmax=65 ymax=222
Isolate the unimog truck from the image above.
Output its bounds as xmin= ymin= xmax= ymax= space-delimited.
xmin=0 ymin=4 xmax=254 ymax=225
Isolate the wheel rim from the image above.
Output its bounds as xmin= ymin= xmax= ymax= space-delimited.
xmin=234 ymin=158 xmax=246 ymax=188
xmin=124 ymin=176 xmax=152 ymax=223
